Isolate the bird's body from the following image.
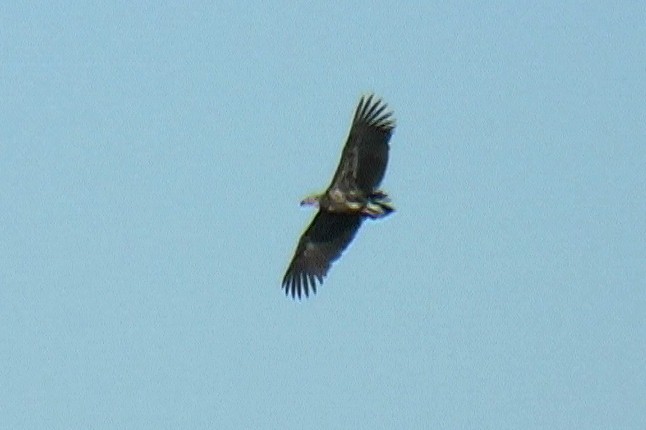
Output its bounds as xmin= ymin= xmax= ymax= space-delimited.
xmin=303 ymin=187 xmax=393 ymax=217
xmin=282 ymin=94 xmax=395 ymax=299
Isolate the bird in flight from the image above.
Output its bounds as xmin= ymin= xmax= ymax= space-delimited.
xmin=282 ymin=94 xmax=396 ymax=299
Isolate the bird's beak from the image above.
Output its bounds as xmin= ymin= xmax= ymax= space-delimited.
xmin=300 ymin=196 xmax=317 ymax=207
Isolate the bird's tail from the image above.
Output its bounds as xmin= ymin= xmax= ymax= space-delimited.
xmin=364 ymin=191 xmax=395 ymax=219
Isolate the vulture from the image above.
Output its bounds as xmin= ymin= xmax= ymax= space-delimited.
xmin=282 ymin=94 xmax=396 ymax=299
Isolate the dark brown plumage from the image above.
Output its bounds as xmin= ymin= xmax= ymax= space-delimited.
xmin=282 ymin=94 xmax=395 ymax=299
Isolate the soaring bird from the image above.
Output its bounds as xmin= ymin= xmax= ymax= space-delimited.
xmin=282 ymin=94 xmax=396 ymax=299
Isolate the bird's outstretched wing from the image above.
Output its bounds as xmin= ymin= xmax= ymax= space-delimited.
xmin=282 ymin=212 xmax=363 ymax=299
xmin=328 ymin=95 xmax=395 ymax=194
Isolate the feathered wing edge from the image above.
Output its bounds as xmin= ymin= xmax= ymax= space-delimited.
xmin=353 ymin=94 xmax=396 ymax=133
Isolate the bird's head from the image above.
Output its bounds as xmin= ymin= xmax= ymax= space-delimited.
xmin=300 ymin=194 xmax=321 ymax=208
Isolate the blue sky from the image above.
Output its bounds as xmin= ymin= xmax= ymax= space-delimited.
xmin=1 ymin=1 xmax=644 ymax=429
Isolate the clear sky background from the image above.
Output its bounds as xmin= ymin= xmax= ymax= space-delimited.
xmin=1 ymin=1 xmax=644 ymax=429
